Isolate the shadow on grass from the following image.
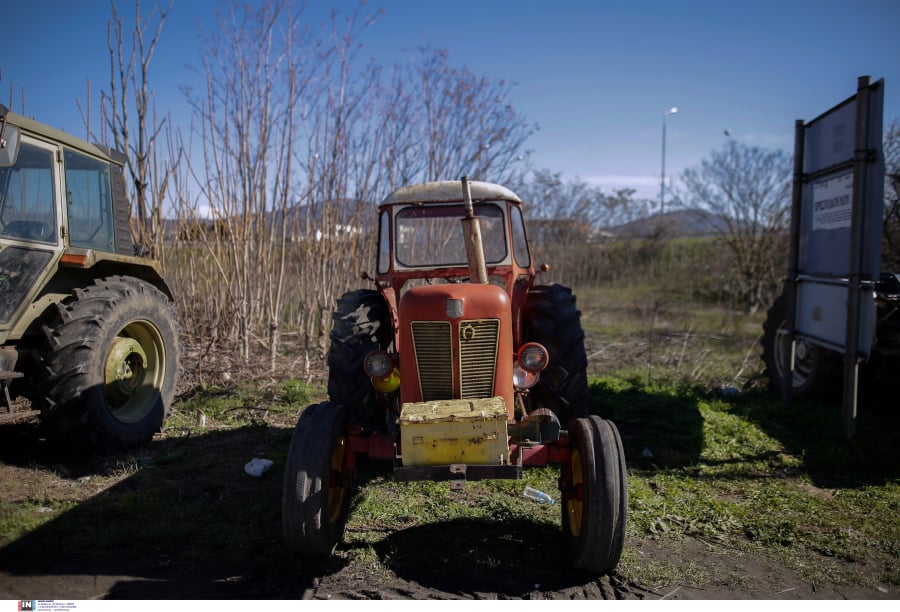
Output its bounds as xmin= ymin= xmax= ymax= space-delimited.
xmin=365 ymin=517 xmax=598 ymax=597
xmin=589 ymin=378 xmax=705 ymax=469
xmin=0 ymin=419 xmax=609 ymax=600
xmin=0 ymin=421 xmax=337 ymax=599
xmin=590 ymin=377 xmax=900 ymax=488
xmin=2 ymin=377 xmax=896 ymax=599
xmin=720 ymin=389 xmax=900 ymax=488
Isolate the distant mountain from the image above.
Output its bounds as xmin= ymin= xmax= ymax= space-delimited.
xmin=606 ymin=208 xmax=728 ymax=239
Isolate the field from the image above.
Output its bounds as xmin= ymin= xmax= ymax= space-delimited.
xmin=0 ymin=286 xmax=897 ymax=600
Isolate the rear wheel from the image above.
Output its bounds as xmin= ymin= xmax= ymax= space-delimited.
xmin=522 ymin=284 xmax=589 ymax=426
xmin=562 ymin=416 xmax=627 ymax=574
xmin=39 ymin=276 xmax=179 ymax=452
xmin=762 ymin=294 xmax=837 ymax=398
xmin=282 ymin=401 xmax=355 ymax=558
xmin=327 ymin=290 xmax=391 ymax=428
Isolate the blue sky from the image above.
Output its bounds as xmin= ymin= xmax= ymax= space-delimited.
xmin=3 ymin=0 xmax=899 ymax=201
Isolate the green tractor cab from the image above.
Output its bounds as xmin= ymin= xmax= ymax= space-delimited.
xmin=0 ymin=104 xmax=179 ymax=453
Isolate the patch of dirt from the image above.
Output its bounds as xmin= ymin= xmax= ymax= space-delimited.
xmin=0 ymin=532 xmax=892 ymax=600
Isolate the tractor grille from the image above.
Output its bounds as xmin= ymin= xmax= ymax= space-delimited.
xmin=410 ymin=322 xmax=453 ymax=401
xmin=459 ymin=319 xmax=500 ymax=398
xmin=410 ymin=319 xmax=499 ymax=401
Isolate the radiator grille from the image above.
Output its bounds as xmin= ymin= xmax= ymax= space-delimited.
xmin=410 ymin=321 xmax=453 ymax=401
xmin=410 ymin=319 xmax=499 ymax=401
xmin=459 ymin=319 xmax=500 ymax=398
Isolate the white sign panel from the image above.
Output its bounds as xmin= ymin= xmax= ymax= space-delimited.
xmin=811 ymin=172 xmax=853 ymax=231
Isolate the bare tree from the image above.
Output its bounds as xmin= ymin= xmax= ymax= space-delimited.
xmin=187 ymin=0 xmax=314 ymax=364
xmin=680 ymin=139 xmax=792 ymax=313
xmin=155 ymin=0 xmax=538 ymax=374
xmin=410 ymin=47 xmax=534 ymax=184
xmin=92 ymin=0 xmax=174 ymax=251
xmin=511 ymin=169 xmax=643 ymax=285
xmin=513 ymin=169 xmax=640 ymax=228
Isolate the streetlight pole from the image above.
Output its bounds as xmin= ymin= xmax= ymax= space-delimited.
xmin=660 ymin=106 xmax=678 ymax=215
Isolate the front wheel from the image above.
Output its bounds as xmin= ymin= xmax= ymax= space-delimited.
xmin=562 ymin=416 xmax=628 ymax=574
xmin=282 ymin=401 xmax=355 ymax=558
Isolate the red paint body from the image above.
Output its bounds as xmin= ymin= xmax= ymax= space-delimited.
xmin=398 ymin=283 xmax=515 ymax=415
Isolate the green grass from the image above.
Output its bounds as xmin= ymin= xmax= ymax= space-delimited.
xmin=593 ymin=374 xmax=900 ymax=589
xmin=576 ymin=284 xmax=766 ymax=391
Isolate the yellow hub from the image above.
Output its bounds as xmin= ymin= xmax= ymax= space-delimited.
xmin=567 ymin=447 xmax=584 ymax=537
xmin=104 ymin=336 xmax=148 ymax=405
xmin=327 ymin=436 xmax=348 ymax=525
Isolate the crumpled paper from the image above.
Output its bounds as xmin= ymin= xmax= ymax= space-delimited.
xmin=244 ymin=457 xmax=274 ymax=477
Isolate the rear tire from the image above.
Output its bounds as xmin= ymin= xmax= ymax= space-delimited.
xmin=522 ymin=284 xmax=589 ymax=426
xmin=761 ymin=293 xmax=837 ymax=398
xmin=39 ymin=276 xmax=179 ymax=452
xmin=282 ymin=401 xmax=355 ymax=558
xmin=327 ymin=289 xmax=391 ymax=428
xmin=562 ymin=416 xmax=627 ymax=574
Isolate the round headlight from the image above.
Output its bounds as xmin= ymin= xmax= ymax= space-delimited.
xmin=518 ymin=342 xmax=549 ymax=373
xmin=513 ymin=362 xmax=539 ymax=390
xmin=364 ymin=350 xmax=394 ymax=378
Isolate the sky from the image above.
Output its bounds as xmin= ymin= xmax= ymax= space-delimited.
xmin=3 ymin=0 xmax=899 ymax=202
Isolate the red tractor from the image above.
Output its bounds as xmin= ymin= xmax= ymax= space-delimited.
xmin=282 ymin=177 xmax=627 ymax=573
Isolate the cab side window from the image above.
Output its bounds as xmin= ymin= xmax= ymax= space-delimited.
xmin=0 ymin=141 xmax=57 ymax=243
xmin=510 ymin=205 xmax=531 ymax=268
xmin=64 ymin=150 xmax=116 ymax=251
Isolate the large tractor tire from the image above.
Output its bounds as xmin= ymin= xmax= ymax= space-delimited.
xmin=761 ymin=293 xmax=837 ymax=399
xmin=562 ymin=416 xmax=628 ymax=575
xmin=282 ymin=401 xmax=355 ymax=558
xmin=39 ymin=276 xmax=179 ymax=452
xmin=327 ymin=289 xmax=392 ymax=428
xmin=522 ymin=284 xmax=590 ymax=426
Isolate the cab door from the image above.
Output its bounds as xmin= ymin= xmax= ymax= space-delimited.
xmin=0 ymin=136 xmax=64 ymax=338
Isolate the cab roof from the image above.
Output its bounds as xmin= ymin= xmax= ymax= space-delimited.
xmin=380 ymin=180 xmax=522 ymax=206
xmin=0 ymin=104 xmax=125 ymax=166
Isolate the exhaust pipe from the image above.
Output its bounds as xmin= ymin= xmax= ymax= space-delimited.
xmin=460 ymin=176 xmax=489 ymax=284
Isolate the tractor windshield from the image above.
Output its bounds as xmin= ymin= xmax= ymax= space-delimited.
xmin=395 ymin=203 xmax=508 ymax=268
xmin=0 ymin=141 xmax=58 ymax=244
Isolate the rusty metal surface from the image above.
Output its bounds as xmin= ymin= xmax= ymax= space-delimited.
xmin=380 ymin=180 xmax=522 ymax=205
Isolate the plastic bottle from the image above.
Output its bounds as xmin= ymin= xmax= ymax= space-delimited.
xmin=522 ymin=485 xmax=555 ymax=505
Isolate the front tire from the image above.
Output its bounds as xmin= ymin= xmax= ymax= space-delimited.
xmin=562 ymin=416 xmax=628 ymax=574
xmin=40 ymin=276 xmax=179 ymax=452
xmin=282 ymin=401 xmax=355 ymax=558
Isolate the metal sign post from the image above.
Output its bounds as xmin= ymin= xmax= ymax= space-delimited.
xmin=785 ymin=76 xmax=884 ymax=440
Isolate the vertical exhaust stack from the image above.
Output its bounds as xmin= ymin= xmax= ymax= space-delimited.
xmin=460 ymin=176 xmax=489 ymax=284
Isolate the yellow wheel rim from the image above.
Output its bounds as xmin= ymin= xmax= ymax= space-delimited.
xmin=567 ymin=447 xmax=584 ymax=537
xmin=327 ymin=436 xmax=348 ymax=525
xmin=103 ymin=321 xmax=165 ymax=424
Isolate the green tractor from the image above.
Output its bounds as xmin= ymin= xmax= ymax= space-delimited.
xmin=0 ymin=104 xmax=179 ymax=452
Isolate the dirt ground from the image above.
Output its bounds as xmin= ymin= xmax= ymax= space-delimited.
xmin=0 ymin=528 xmax=892 ymax=601
xmin=0 ymin=434 xmax=892 ymax=600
